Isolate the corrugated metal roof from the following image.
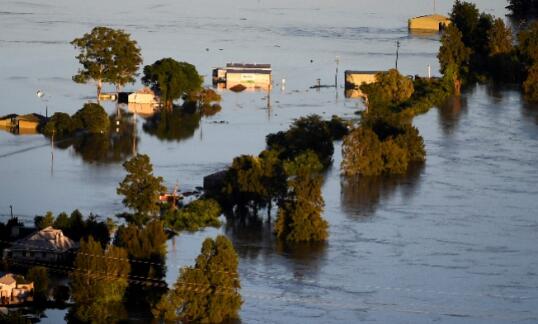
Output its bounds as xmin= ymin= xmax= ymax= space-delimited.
xmin=345 ymin=70 xmax=385 ymax=74
xmin=226 ymin=69 xmax=272 ymax=75
xmin=226 ymin=63 xmax=271 ymax=69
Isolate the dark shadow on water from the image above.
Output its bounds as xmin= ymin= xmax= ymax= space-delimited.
xmin=224 ymin=211 xmax=274 ymax=261
xmin=54 ymin=109 xmax=139 ymax=164
xmin=340 ymin=162 xmax=425 ymax=219
xmin=521 ymin=99 xmax=538 ymax=126
xmin=437 ymin=95 xmax=467 ymax=136
xmin=224 ymin=210 xmax=327 ymax=276
xmin=142 ymin=107 xmax=201 ymax=142
xmin=274 ymin=240 xmax=327 ymax=279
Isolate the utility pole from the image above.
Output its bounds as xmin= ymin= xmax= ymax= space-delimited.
xmin=335 ymin=56 xmax=340 ymax=88
xmin=395 ymin=41 xmax=401 ymax=71
xmin=428 ymin=64 xmax=431 ymax=79
xmin=10 ymin=205 xmax=13 ymax=219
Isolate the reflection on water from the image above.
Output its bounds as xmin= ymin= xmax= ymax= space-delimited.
xmin=341 ymin=163 xmax=424 ymax=218
xmin=224 ymin=212 xmax=327 ymax=277
xmin=521 ymin=100 xmax=538 ymax=126
xmin=224 ymin=213 xmax=274 ymax=261
xmin=437 ymin=95 xmax=467 ymax=135
xmin=55 ymin=108 xmax=138 ymax=164
xmin=143 ymin=109 xmax=202 ymax=142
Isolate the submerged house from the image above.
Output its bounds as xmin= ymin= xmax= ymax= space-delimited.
xmin=213 ymin=63 xmax=272 ymax=90
xmin=0 ymin=113 xmax=46 ymax=134
xmin=408 ymin=14 xmax=450 ymax=32
xmin=344 ymin=70 xmax=384 ymax=98
xmin=0 ymin=273 xmax=34 ymax=305
xmin=3 ymin=226 xmax=78 ymax=263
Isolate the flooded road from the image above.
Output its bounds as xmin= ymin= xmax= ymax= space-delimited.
xmin=1 ymin=0 xmax=538 ymax=322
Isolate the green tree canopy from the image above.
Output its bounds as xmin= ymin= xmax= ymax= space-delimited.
xmin=153 ymin=235 xmax=242 ymax=323
xmin=507 ymin=0 xmax=538 ymax=16
xmin=162 ymin=198 xmax=222 ymax=232
xmin=341 ymin=127 xmax=383 ymax=177
xmin=438 ymin=24 xmax=471 ymax=95
xmin=274 ymin=151 xmax=328 ymax=242
xmin=72 ymin=103 xmax=110 ymax=134
xmin=117 ymin=154 xmax=165 ymax=225
xmin=450 ymin=0 xmax=480 ymax=46
xmin=71 ymin=27 xmax=142 ymax=98
xmin=266 ymin=114 xmax=335 ymax=167
xmin=34 ymin=211 xmax=54 ymax=230
xmin=142 ymin=58 xmax=203 ymax=110
xmin=518 ymin=22 xmax=538 ymax=64
xmin=523 ymin=64 xmax=538 ymax=102
xmin=43 ymin=112 xmax=75 ymax=138
xmin=488 ymin=18 xmax=513 ymax=56
xmin=69 ymin=237 xmax=130 ymax=323
xmin=359 ymin=69 xmax=414 ymax=109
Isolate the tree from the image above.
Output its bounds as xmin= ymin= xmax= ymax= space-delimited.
xmin=117 ymin=154 xmax=165 ymax=225
xmin=518 ymin=22 xmax=538 ymax=64
xmin=394 ymin=124 xmax=426 ymax=163
xmin=223 ymin=155 xmax=267 ymax=211
xmin=71 ymin=27 xmax=142 ymax=98
xmin=142 ymin=58 xmax=203 ymax=111
xmin=27 ymin=266 xmax=49 ymax=303
xmin=360 ymin=69 xmax=414 ymax=109
xmin=450 ymin=0 xmax=480 ymax=46
xmin=72 ymin=103 xmax=110 ymax=134
xmin=53 ymin=212 xmax=70 ymax=230
xmin=523 ymin=64 xmax=538 ymax=102
xmin=162 ymin=198 xmax=222 ymax=232
xmin=114 ymin=220 xmax=168 ymax=308
xmin=438 ymin=24 xmax=471 ymax=95
xmin=153 ymin=235 xmax=242 ymax=323
xmin=380 ymin=139 xmax=409 ymax=175
xmin=43 ymin=112 xmax=75 ymax=138
xmin=70 ymin=237 xmax=130 ymax=323
xmin=274 ymin=151 xmax=328 ymax=242
xmin=507 ymin=0 xmax=538 ymax=16
xmin=341 ymin=127 xmax=384 ymax=177
xmin=34 ymin=211 xmax=54 ymax=230
xmin=488 ymin=18 xmax=513 ymax=56
xmin=266 ymin=114 xmax=335 ymax=167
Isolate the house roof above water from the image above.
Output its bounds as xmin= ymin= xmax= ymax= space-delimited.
xmin=13 ymin=226 xmax=77 ymax=252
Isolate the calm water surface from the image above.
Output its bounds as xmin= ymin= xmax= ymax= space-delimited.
xmin=1 ymin=1 xmax=537 ymax=323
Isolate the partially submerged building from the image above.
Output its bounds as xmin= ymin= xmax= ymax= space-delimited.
xmin=213 ymin=63 xmax=272 ymax=90
xmin=344 ymin=70 xmax=384 ymax=98
xmin=0 ymin=113 xmax=46 ymax=134
xmin=0 ymin=273 xmax=34 ymax=305
xmin=408 ymin=14 xmax=450 ymax=32
xmin=3 ymin=226 xmax=78 ymax=263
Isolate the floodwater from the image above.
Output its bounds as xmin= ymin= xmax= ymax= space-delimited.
xmin=1 ymin=0 xmax=538 ymax=323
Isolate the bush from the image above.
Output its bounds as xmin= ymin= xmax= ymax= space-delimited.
xmin=43 ymin=112 xmax=75 ymax=138
xmin=381 ymin=139 xmax=409 ymax=175
xmin=72 ymin=103 xmax=110 ymax=134
xmin=162 ymin=199 xmax=221 ymax=232
xmin=266 ymin=114 xmax=334 ymax=167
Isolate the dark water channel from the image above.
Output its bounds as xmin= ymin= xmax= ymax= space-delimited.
xmin=1 ymin=0 xmax=537 ymax=323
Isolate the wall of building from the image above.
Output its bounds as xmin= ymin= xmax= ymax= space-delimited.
xmin=408 ymin=16 xmax=450 ymax=31
xmin=226 ymin=73 xmax=271 ymax=89
xmin=128 ymin=93 xmax=158 ymax=104
xmin=345 ymin=73 xmax=378 ymax=97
